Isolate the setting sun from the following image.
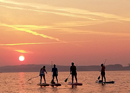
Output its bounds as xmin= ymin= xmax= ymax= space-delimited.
xmin=19 ymin=56 xmax=25 ymax=61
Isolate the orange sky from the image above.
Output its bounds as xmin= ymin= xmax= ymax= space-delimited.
xmin=0 ymin=0 xmax=130 ymax=66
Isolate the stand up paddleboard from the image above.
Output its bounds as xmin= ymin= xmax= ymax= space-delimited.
xmin=37 ymin=83 xmax=49 ymax=87
xmin=96 ymin=80 xmax=115 ymax=84
xmin=68 ymin=82 xmax=82 ymax=86
xmin=50 ymin=83 xmax=61 ymax=87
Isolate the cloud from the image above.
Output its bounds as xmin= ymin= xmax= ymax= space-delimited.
xmin=1 ymin=23 xmax=60 ymax=41
xmin=0 ymin=46 xmax=31 ymax=53
xmin=0 ymin=41 xmax=68 ymax=46
xmin=57 ymin=8 xmax=130 ymax=21
xmin=1 ymin=0 xmax=130 ymax=40
xmin=13 ymin=25 xmax=50 ymax=30
xmin=1 ymin=0 xmax=130 ymax=22
xmin=15 ymin=50 xmax=28 ymax=53
xmin=83 ymin=30 xmax=130 ymax=36
xmin=58 ymin=28 xmax=130 ymax=37
xmin=0 ymin=42 xmax=43 ymax=46
xmin=0 ymin=4 xmax=96 ymax=21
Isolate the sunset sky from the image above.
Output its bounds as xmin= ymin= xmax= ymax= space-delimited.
xmin=0 ymin=0 xmax=130 ymax=66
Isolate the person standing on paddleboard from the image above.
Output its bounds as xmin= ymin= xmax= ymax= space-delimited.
xmin=70 ymin=62 xmax=77 ymax=83
xmin=39 ymin=66 xmax=47 ymax=84
xmin=101 ymin=64 xmax=106 ymax=83
xmin=52 ymin=64 xmax=58 ymax=83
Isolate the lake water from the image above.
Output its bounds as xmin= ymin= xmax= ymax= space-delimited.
xmin=0 ymin=71 xmax=130 ymax=93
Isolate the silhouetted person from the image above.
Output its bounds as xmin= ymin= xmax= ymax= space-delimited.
xmin=70 ymin=62 xmax=77 ymax=83
xmin=101 ymin=64 xmax=106 ymax=83
xmin=39 ymin=66 xmax=47 ymax=84
xmin=52 ymin=64 xmax=58 ymax=83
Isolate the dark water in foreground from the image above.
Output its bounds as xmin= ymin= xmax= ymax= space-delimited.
xmin=0 ymin=71 xmax=130 ymax=93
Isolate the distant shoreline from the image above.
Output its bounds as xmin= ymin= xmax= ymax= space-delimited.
xmin=0 ymin=64 xmax=130 ymax=73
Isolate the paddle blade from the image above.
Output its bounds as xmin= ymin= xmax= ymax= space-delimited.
xmin=51 ymin=79 xmax=53 ymax=84
xmin=28 ymin=79 xmax=31 ymax=81
xmin=98 ymin=76 xmax=100 ymax=80
xmin=65 ymin=78 xmax=68 ymax=82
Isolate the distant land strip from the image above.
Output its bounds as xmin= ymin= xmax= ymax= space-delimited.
xmin=0 ymin=64 xmax=130 ymax=72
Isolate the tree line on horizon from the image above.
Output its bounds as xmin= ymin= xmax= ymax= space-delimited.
xmin=0 ymin=64 xmax=130 ymax=72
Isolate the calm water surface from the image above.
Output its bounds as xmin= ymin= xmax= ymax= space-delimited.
xmin=0 ymin=71 xmax=130 ymax=93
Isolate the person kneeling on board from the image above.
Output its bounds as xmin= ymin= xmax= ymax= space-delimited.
xmin=39 ymin=66 xmax=47 ymax=84
xmin=70 ymin=62 xmax=77 ymax=83
xmin=52 ymin=64 xmax=58 ymax=84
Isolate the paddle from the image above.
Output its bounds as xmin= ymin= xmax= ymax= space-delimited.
xmin=97 ymin=59 xmax=107 ymax=80
xmin=98 ymin=76 xmax=100 ymax=80
xmin=65 ymin=74 xmax=70 ymax=82
xmin=28 ymin=76 xmax=39 ymax=81
xmin=51 ymin=61 xmax=53 ymax=83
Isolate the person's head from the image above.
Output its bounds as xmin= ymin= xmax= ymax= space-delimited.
xmin=71 ymin=62 xmax=74 ymax=66
xmin=43 ymin=66 xmax=45 ymax=68
xmin=54 ymin=64 xmax=56 ymax=67
xmin=101 ymin=64 xmax=103 ymax=67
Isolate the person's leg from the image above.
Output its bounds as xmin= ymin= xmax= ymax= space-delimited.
xmin=43 ymin=75 xmax=46 ymax=83
xmin=75 ymin=74 xmax=77 ymax=83
xmin=53 ymin=75 xmax=56 ymax=84
xmin=52 ymin=75 xmax=54 ymax=82
xmin=104 ymin=75 xmax=106 ymax=82
xmin=72 ymin=75 xmax=74 ymax=84
xmin=40 ymin=76 xmax=42 ymax=84
xmin=56 ymin=76 xmax=58 ymax=83
xmin=102 ymin=75 xmax=103 ymax=82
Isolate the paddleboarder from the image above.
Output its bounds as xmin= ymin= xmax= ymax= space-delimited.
xmin=52 ymin=64 xmax=58 ymax=83
xmin=39 ymin=66 xmax=47 ymax=84
xmin=101 ymin=64 xmax=106 ymax=83
xmin=70 ymin=62 xmax=77 ymax=83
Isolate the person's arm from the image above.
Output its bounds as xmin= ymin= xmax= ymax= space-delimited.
xmin=101 ymin=67 xmax=103 ymax=72
xmin=40 ymin=68 xmax=42 ymax=73
xmin=39 ymin=69 xmax=41 ymax=76
xmin=52 ymin=68 xmax=53 ymax=72
xmin=70 ymin=66 xmax=72 ymax=74
xmin=56 ymin=68 xmax=58 ymax=75
xmin=45 ymin=69 xmax=47 ymax=74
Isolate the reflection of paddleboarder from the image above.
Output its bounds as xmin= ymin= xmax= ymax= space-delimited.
xmin=101 ymin=64 xmax=106 ymax=82
xmin=39 ymin=66 xmax=47 ymax=84
xmin=70 ymin=62 xmax=77 ymax=83
xmin=52 ymin=64 xmax=58 ymax=83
